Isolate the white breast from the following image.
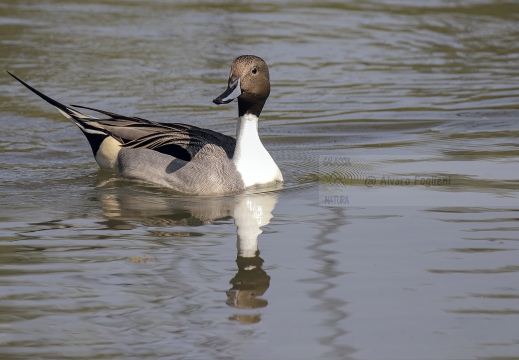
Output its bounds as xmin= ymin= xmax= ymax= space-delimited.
xmin=232 ymin=114 xmax=283 ymax=188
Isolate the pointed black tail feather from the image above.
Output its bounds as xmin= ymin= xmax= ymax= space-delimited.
xmin=6 ymin=70 xmax=114 ymax=159
xmin=6 ymin=70 xmax=93 ymax=121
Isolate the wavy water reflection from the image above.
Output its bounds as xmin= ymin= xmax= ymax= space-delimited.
xmin=100 ymin=185 xmax=279 ymax=324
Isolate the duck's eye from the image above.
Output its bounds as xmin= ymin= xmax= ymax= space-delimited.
xmin=252 ymin=68 xmax=257 ymax=74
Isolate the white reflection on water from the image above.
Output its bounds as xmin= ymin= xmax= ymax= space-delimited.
xmin=100 ymin=185 xmax=280 ymax=324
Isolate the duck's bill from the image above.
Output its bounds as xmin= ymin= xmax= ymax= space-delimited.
xmin=213 ymin=77 xmax=241 ymax=105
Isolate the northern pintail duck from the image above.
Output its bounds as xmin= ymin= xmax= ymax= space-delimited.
xmin=8 ymin=55 xmax=283 ymax=195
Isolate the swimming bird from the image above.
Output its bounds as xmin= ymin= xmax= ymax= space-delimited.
xmin=7 ymin=55 xmax=283 ymax=195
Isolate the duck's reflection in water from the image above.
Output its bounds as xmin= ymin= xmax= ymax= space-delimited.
xmin=227 ymin=254 xmax=269 ymax=324
xmin=98 ymin=182 xmax=279 ymax=324
xmin=226 ymin=192 xmax=277 ymax=324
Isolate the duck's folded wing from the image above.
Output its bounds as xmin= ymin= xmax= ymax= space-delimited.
xmin=72 ymin=105 xmax=236 ymax=161
xmin=72 ymin=104 xmax=178 ymax=141
xmin=124 ymin=125 xmax=236 ymax=161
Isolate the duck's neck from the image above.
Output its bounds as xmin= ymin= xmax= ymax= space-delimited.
xmin=233 ymin=113 xmax=283 ymax=188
